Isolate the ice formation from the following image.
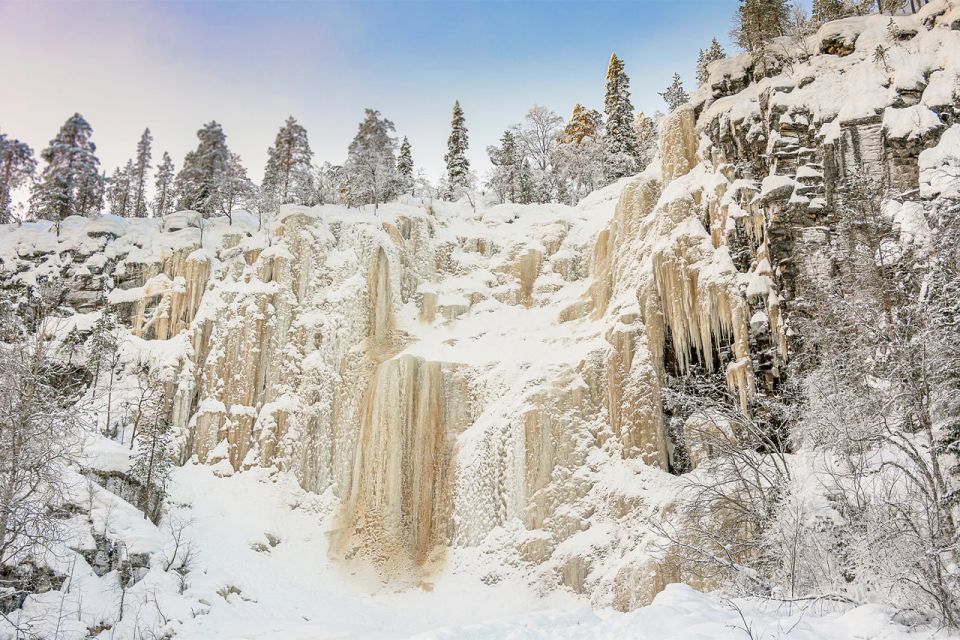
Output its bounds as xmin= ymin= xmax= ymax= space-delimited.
xmin=1 ymin=0 xmax=959 ymax=615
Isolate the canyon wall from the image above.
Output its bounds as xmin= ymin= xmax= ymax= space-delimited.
xmin=1 ymin=0 xmax=958 ymax=611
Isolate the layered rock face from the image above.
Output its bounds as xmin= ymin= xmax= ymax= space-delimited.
xmin=1 ymin=0 xmax=958 ymax=611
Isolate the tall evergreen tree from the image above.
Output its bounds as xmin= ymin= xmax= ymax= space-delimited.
xmin=602 ymin=53 xmax=639 ymax=182
xmin=397 ymin=137 xmax=414 ymax=195
xmin=153 ymin=152 xmax=175 ymax=217
xmin=444 ymin=101 xmax=471 ymax=198
xmin=0 ymin=134 xmax=36 ymax=224
xmin=696 ymin=38 xmax=727 ymax=85
xmin=174 ymin=121 xmax=231 ymax=216
xmin=130 ymin=128 xmax=152 ymax=218
xmin=660 ymin=73 xmax=690 ymax=111
xmin=344 ymin=109 xmax=398 ymax=209
xmin=262 ymin=116 xmax=315 ymax=208
xmin=29 ymin=113 xmax=103 ymax=221
xmin=734 ymin=0 xmax=791 ymax=53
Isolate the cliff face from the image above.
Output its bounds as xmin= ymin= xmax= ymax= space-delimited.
xmin=1 ymin=0 xmax=958 ymax=612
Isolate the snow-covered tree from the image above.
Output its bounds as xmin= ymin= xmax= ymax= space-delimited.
xmin=696 ymin=38 xmax=727 ymax=85
xmin=444 ymin=101 xmax=471 ymax=199
xmin=0 ymin=323 xmax=82 ymax=566
xmin=344 ymin=109 xmax=398 ymax=210
xmin=517 ymin=159 xmax=535 ymax=205
xmin=220 ymin=153 xmax=256 ymax=221
xmin=486 ymin=130 xmax=520 ymax=204
xmin=29 ymin=113 xmax=103 ymax=222
xmin=734 ymin=0 xmax=790 ymax=52
xmin=174 ymin=121 xmax=232 ymax=216
xmin=131 ymin=128 xmax=152 ymax=218
xmin=262 ymin=116 xmax=315 ymax=208
xmin=153 ymin=152 xmax=175 ymax=217
xmin=397 ymin=136 xmax=414 ymax=196
xmin=554 ymin=104 xmax=604 ymax=203
xmin=106 ymin=161 xmax=134 ymax=217
xmin=812 ymin=0 xmax=851 ymax=23
xmin=659 ymin=73 xmax=690 ymax=111
xmin=315 ymin=162 xmax=344 ymax=205
xmin=602 ymin=53 xmax=639 ymax=183
xmin=129 ymin=388 xmax=172 ymax=523
xmin=0 ymin=134 xmax=36 ymax=224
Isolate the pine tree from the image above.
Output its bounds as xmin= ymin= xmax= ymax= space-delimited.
xmin=153 ymin=152 xmax=175 ymax=217
xmin=174 ymin=121 xmax=232 ymax=216
xmin=696 ymin=38 xmax=727 ymax=86
xmin=734 ymin=0 xmax=791 ymax=53
xmin=29 ymin=113 xmax=103 ymax=222
xmin=344 ymin=109 xmax=398 ymax=210
xmin=0 ymin=134 xmax=36 ymax=224
xmin=397 ymin=137 xmax=414 ymax=195
xmin=563 ymin=104 xmax=603 ymax=144
xmin=444 ymin=101 xmax=470 ymax=199
xmin=262 ymin=116 xmax=315 ymax=208
xmin=602 ymin=53 xmax=639 ymax=183
xmin=129 ymin=128 xmax=152 ymax=218
xmin=659 ymin=73 xmax=690 ymax=111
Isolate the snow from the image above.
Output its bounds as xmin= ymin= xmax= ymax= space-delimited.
xmin=882 ymin=105 xmax=943 ymax=141
xmin=919 ymin=124 xmax=960 ymax=198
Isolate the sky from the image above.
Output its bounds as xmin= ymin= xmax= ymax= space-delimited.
xmin=1 ymin=0 xmax=749 ymax=186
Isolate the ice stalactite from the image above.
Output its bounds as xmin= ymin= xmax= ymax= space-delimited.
xmin=127 ymin=248 xmax=210 ymax=341
xmin=660 ymin=106 xmax=698 ymax=185
xmin=342 ymin=355 xmax=455 ymax=569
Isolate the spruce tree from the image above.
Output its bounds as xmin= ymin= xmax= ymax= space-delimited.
xmin=696 ymin=38 xmax=727 ymax=85
xmin=0 ymin=134 xmax=36 ymax=224
xmin=174 ymin=121 xmax=231 ymax=216
xmin=262 ymin=116 xmax=314 ymax=208
xmin=130 ymin=128 xmax=152 ymax=218
xmin=29 ymin=113 xmax=103 ymax=222
xmin=735 ymin=0 xmax=791 ymax=53
xmin=153 ymin=152 xmax=175 ymax=217
xmin=397 ymin=137 xmax=414 ymax=195
xmin=444 ymin=101 xmax=470 ymax=199
xmin=602 ymin=53 xmax=639 ymax=182
xmin=659 ymin=73 xmax=690 ymax=111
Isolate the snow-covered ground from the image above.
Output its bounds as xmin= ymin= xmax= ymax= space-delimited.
xmin=12 ymin=444 xmax=951 ymax=640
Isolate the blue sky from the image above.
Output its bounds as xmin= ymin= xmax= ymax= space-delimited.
xmin=1 ymin=0 xmax=748 ymax=183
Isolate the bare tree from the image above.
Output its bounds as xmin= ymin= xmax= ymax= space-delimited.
xmin=0 ymin=322 xmax=84 ymax=567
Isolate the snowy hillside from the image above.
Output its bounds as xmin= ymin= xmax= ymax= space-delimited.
xmin=1 ymin=1 xmax=960 ymax=639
